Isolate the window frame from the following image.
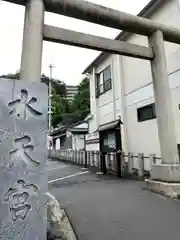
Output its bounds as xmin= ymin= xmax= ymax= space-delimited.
xmin=137 ymin=103 xmax=156 ymax=122
xmin=95 ymin=65 xmax=112 ymax=98
xmin=95 ymin=73 xmax=100 ymax=98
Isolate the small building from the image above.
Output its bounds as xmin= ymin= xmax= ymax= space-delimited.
xmin=85 ymin=116 xmax=122 ymax=153
xmin=50 ymin=121 xmax=88 ymax=150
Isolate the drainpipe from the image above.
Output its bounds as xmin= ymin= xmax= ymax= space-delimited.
xmin=111 ymin=57 xmax=116 ymax=121
xmin=93 ymin=67 xmax=99 ymax=128
xmin=117 ymin=55 xmax=129 ymax=153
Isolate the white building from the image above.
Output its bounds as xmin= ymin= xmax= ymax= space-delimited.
xmin=50 ymin=121 xmax=88 ymax=150
xmin=66 ymin=85 xmax=78 ymax=101
xmin=84 ymin=0 xmax=180 ymax=157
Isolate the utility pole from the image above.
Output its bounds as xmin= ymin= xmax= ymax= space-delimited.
xmin=48 ymin=64 xmax=53 ymax=132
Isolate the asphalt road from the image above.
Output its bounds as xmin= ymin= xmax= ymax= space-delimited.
xmin=48 ymin=159 xmax=180 ymax=240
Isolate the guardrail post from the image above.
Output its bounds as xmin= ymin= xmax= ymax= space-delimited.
xmin=81 ymin=151 xmax=84 ymax=165
xmin=72 ymin=150 xmax=74 ymax=162
xmin=92 ymin=151 xmax=95 ymax=166
xmin=73 ymin=150 xmax=75 ymax=163
xmin=69 ymin=150 xmax=71 ymax=161
xmin=88 ymin=151 xmax=91 ymax=166
xmin=100 ymin=152 xmax=107 ymax=174
xmin=68 ymin=150 xmax=70 ymax=161
xmin=97 ymin=152 xmax=100 ymax=168
xmin=75 ymin=150 xmax=77 ymax=163
xmin=84 ymin=151 xmax=88 ymax=168
xmin=78 ymin=150 xmax=80 ymax=164
xmin=107 ymin=153 xmax=111 ymax=170
xmin=128 ymin=152 xmax=133 ymax=174
xmin=77 ymin=150 xmax=81 ymax=165
xmin=76 ymin=150 xmax=78 ymax=164
xmin=116 ymin=151 xmax=122 ymax=178
xmin=79 ymin=151 xmax=82 ymax=164
xmin=73 ymin=150 xmax=75 ymax=162
xmin=138 ymin=153 xmax=144 ymax=178
xmin=150 ymin=153 xmax=156 ymax=164
xmin=70 ymin=150 xmax=72 ymax=162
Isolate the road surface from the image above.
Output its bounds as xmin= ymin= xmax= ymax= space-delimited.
xmin=48 ymin=159 xmax=180 ymax=240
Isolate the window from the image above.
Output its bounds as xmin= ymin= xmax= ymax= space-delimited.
xmin=103 ymin=65 xmax=112 ymax=91
xmin=95 ymin=65 xmax=112 ymax=97
xmin=103 ymin=66 xmax=111 ymax=80
xmin=137 ymin=103 xmax=156 ymax=122
xmin=95 ymin=73 xmax=100 ymax=98
xmin=178 ymin=144 xmax=180 ymax=158
xmin=104 ymin=79 xmax=112 ymax=91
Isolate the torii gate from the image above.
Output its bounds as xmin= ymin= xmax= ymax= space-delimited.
xmin=9 ymin=0 xmax=180 ymax=166
xmin=1 ymin=0 xmax=180 ymax=238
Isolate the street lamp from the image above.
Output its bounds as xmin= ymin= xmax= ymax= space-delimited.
xmin=48 ymin=64 xmax=54 ymax=132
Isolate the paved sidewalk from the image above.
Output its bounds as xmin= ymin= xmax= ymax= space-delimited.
xmin=48 ymin=160 xmax=180 ymax=240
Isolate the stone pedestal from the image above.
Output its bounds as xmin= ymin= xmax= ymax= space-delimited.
xmin=0 ymin=79 xmax=48 ymax=239
xmin=151 ymin=164 xmax=180 ymax=182
xmin=146 ymin=164 xmax=180 ymax=198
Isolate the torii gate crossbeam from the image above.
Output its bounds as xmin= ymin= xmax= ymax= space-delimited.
xmin=4 ymin=0 xmax=180 ymax=44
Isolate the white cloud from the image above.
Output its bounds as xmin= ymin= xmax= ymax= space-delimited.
xmin=0 ymin=0 xmax=150 ymax=84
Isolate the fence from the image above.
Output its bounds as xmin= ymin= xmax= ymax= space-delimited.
xmin=49 ymin=149 xmax=162 ymax=178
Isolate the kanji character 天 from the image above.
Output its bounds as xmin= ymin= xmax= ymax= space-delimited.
xmin=9 ymin=136 xmax=40 ymax=166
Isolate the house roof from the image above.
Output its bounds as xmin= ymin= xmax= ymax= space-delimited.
xmin=50 ymin=120 xmax=88 ymax=137
xmin=97 ymin=119 xmax=123 ymax=132
xmin=68 ymin=128 xmax=88 ymax=134
xmin=82 ymin=0 xmax=167 ymax=74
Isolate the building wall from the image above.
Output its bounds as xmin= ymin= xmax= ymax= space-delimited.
xmin=88 ymin=54 xmax=122 ymax=133
xmin=72 ymin=134 xmax=85 ymax=150
xmin=87 ymin=0 xmax=180 ymax=155
xmin=122 ymin=0 xmax=180 ymax=95
xmin=122 ymin=0 xmax=180 ymax=156
xmin=54 ymin=135 xmax=67 ymax=150
xmin=86 ymin=142 xmax=100 ymax=151
xmin=55 ymin=138 xmax=61 ymax=150
xmin=85 ymin=132 xmax=100 ymax=151
xmin=125 ymin=69 xmax=180 ymax=156
xmin=54 ymin=134 xmax=86 ymax=150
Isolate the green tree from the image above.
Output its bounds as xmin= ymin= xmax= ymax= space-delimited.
xmin=0 ymin=71 xmax=20 ymax=80
xmin=41 ymin=74 xmax=69 ymax=128
xmin=70 ymin=77 xmax=90 ymax=122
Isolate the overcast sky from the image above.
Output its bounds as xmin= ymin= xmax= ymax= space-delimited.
xmin=0 ymin=0 xmax=150 ymax=85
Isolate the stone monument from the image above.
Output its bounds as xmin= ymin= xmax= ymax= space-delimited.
xmin=0 ymin=78 xmax=48 ymax=239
